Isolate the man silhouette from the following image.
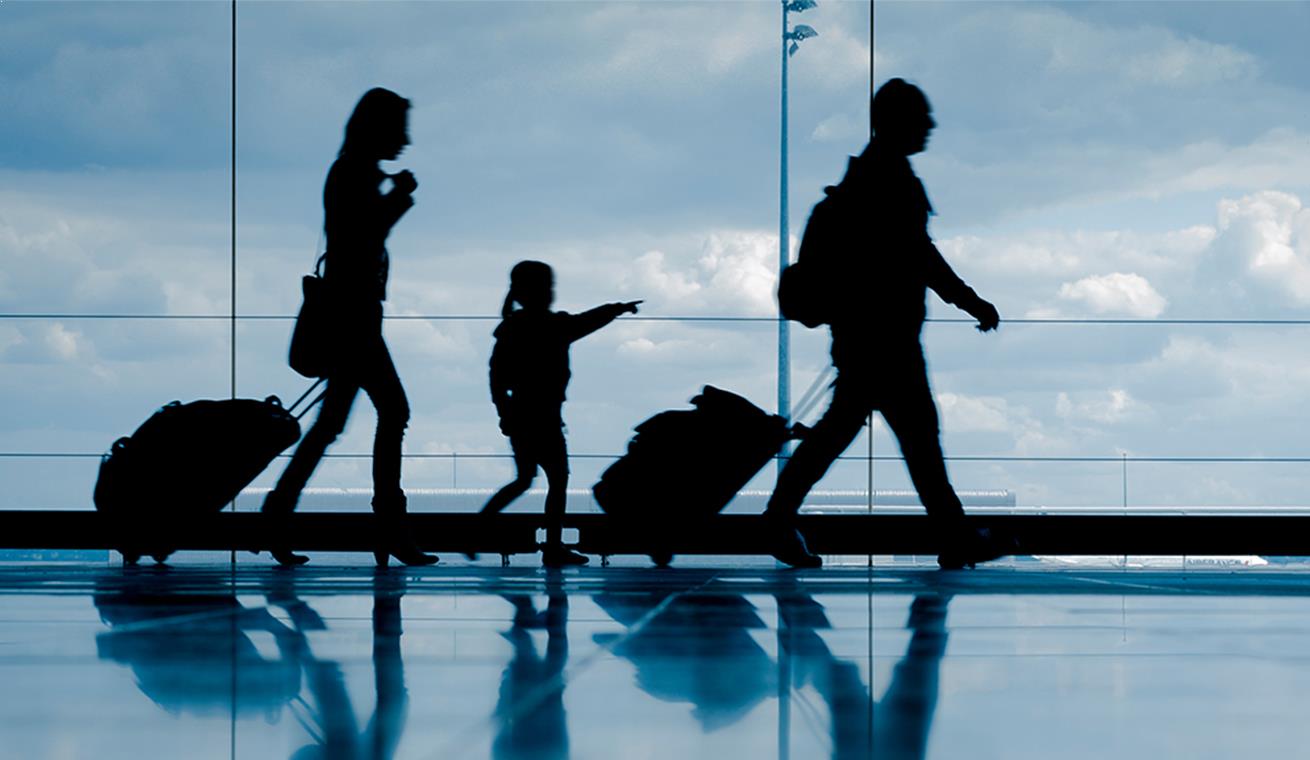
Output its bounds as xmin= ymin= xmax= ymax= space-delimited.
xmin=768 ymin=79 xmax=1010 ymax=569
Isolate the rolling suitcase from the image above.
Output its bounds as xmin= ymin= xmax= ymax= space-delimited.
xmin=93 ymin=381 xmax=325 ymax=563
xmin=592 ymin=386 xmax=801 ymax=564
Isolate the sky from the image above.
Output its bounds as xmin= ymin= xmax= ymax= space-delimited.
xmin=2 ymin=1 xmax=1310 ymax=513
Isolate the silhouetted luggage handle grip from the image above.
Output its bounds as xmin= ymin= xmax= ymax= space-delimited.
xmin=286 ymin=378 xmax=327 ymax=420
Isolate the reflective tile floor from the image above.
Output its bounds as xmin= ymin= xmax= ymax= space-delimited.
xmin=6 ymin=563 xmax=1310 ymax=759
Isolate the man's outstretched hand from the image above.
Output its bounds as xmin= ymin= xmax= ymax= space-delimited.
xmin=966 ymin=297 xmax=1000 ymax=332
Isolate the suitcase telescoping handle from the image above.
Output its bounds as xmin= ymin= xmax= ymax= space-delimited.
xmin=287 ymin=378 xmax=328 ymax=420
xmin=789 ymin=365 xmax=835 ymax=433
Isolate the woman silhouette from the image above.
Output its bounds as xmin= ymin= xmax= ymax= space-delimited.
xmin=262 ymin=88 xmax=436 ymax=567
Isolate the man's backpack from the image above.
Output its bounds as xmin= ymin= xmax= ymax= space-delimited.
xmin=777 ymin=186 xmax=844 ymax=328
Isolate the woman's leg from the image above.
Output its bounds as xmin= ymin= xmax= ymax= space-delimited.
xmin=261 ymin=377 xmax=358 ymax=564
xmin=264 ymin=377 xmax=359 ymax=515
xmin=360 ymin=338 xmax=410 ymax=514
xmin=352 ymin=336 xmax=435 ymax=566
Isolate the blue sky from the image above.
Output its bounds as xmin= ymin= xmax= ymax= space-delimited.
xmin=3 ymin=1 xmax=1310 ymax=513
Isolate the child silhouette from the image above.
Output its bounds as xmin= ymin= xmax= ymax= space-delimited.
xmin=481 ymin=261 xmax=641 ymax=567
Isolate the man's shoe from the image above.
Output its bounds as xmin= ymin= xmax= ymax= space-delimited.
xmin=937 ymin=527 xmax=1017 ymax=570
xmin=542 ymin=548 xmax=589 ymax=568
xmin=772 ymin=528 xmax=822 ymax=569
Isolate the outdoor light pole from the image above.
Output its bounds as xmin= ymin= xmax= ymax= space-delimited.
xmin=778 ymin=0 xmax=817 ymax=471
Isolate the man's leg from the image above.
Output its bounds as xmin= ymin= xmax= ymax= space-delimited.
xmin=765 ymin=374 xmax=871 ymax=567
xmin=880 ymin=376 xmax=1012 ymax=568
xmin=877 ymin=377 xmax=965 ymax=527
xmin=767 ymin=375 xmax=871 ymax=518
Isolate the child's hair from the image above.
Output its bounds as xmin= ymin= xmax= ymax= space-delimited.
xmin=501 ymin=260 xmax=554 ymax=318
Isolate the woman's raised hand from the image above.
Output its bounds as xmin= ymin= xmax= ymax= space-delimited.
xmin=390 ymin=170 xmax=418 ymax=195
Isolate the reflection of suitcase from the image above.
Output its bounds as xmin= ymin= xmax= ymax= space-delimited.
xmin=93 ymin=382 xmax=324 ymax=564
xmin=593 ymin=386 xmax=796 ymax=563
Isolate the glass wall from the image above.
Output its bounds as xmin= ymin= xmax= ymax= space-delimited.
xmin=6 ymin=1 xmax=1310 ymax=526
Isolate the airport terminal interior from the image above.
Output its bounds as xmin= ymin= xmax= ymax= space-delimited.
xmin=10 ymin=2 xmax=1310 ymax=758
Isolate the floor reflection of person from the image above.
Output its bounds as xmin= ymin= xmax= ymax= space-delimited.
xmin=491 ymin=573 xmax=571 ymax=760
xmin=591 ymin=580 xmax=949 ymax=760
xmin=776 ymin=590 xmax=952 ymax=760
xmin=876 ymin=593 xmax=950 ymax=759
xmin=93 ymin=571 xmax=303 ymax=718
xmin=591 ymin=588 xmax=776 ymax=732
xmin=94 ymin=568 xmax=412 ymax=759
xmin=284 ymin=570 xmax=410 ymax=760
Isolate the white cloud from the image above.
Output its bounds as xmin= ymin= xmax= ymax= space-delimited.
xmin=937 ymin=392 xmax=1011 ymax=433
xmin=1119 ymin=34 xmax=1258 ymax=87
xmin=1143 ymin=129 xmax=1310 ymax=199
xmin=1055 ymin=389 xmax=1138 ymax=424
xmin=1143 ymin=332 xmax=1310 ymax=405
xmin=0 ymin=322 xmax=90 ymax=365
xmin=1211 ymin=191 xmax=1310 ymax=304
xmin=1057 ymin=272 xmax=1167 ymax=317
xmin=940 ymin=234 xmax=1084 ymax=277
xmin=940 ymin=226 xmax=1215 ymax=281
xmin=625 ymin=230 xmax=788 ymax=317
xmin=933 ymin=391 xmax=1067 ymax=457
xmin=1015 ymin=7 xmax=1258 ymax=87
xmin=810 ymin=111 xmax=866 ymax=143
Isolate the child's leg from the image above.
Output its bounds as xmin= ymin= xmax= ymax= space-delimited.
xmin=481 ymin=437 xmax=537 ymax=514
xmin=539 ymin=428 xmax=570 ymax=550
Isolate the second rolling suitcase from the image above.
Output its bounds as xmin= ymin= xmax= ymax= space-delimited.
xmin=592 ymin=386 xmax=800 ymax=564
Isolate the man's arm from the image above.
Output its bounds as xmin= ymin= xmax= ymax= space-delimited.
xmin=924 ymin=242 xmax=999 ymax=332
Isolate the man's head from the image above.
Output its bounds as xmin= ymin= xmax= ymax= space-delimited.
xmin=870 ymin=78 xmax=934 ymax=155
